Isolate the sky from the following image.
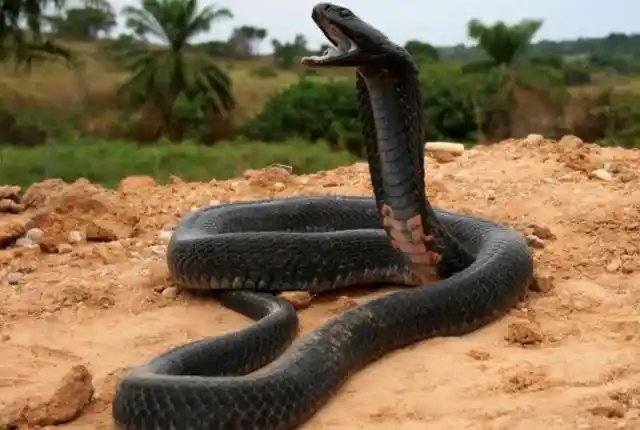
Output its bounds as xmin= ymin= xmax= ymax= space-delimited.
xmin=108 ymin=0 xmax=639 ymax=51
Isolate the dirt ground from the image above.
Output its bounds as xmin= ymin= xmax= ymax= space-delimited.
xmin=0 ymin=135 xmax=639 ymax=430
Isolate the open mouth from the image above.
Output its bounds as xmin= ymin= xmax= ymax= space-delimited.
xmin=302 ymin=21 xmax=358 ymax=65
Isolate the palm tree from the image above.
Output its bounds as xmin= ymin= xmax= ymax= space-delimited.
xmin=116 ymin=0 xmax=235 ymax=139
xmin=464 ymin=19 xmax=566 ymax=139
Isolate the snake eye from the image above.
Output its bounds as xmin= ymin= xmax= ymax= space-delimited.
xmin=338 ymin=8 xmax=352 ymax=17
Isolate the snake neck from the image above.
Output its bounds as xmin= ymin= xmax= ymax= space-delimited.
xmin=356 ymin=66 xmax=475 ymax=278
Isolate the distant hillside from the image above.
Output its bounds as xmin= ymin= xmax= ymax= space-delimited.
xmin=437 ymin=32 xmax=640 ymax=61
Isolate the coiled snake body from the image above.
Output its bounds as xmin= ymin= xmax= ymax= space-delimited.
xmin=112 ymin=4 xmax=534 ymax=429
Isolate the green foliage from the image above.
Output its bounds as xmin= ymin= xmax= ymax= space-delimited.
xmin=242 ymin=66 xmax=486 ymax=154
xmin=0 ymin=137 xmax=359 ymax=188
xmin=241 ymin=78 xmax=362 ymax=153
xmin=115 ymin=0 xmax=235 ymax=140
xmin=271 ymin=35 xmax=309 ymax=70
xmin=404 ymin=40 xmax=440 ymax=63
xmin=47 ymin=7 xmax=117 ymax=40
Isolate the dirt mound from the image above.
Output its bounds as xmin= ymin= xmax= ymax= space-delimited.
xmin=0 ymin=136 xmax=639 ymax=429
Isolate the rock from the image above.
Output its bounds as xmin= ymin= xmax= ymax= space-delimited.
xmin=15 ymin=237 xmax=34 ymax=247
xmin=0 ymin=185 xmax=21 ymax=201
xmin=58 ymin=243 xmax=73 ymax=254
xmin=117 ymin=175 xmax=158 ymax=192
xmin=157 ymin=230 xmax=173 ymax=241
xmin=279 ymin=291 xmax=312 ymax=310
xmin=505 ymin=322 xmax=544 ymax=346
xmin=86 ymin=219 xmax=134 ymax=242
xmin=24 ymin=227 xmax=44 ymax=243
xmin=168 ymin=175 xmax=184 ymax=185
xmin=424 ymin=141 xmax=465 ymax=154
xmin=606 ymin=259 xmax=621 ymax=273
xmin=524 ymin=134 xmax=544 ymax=145
xmin=68 ymin=230 xmax=83 ymax=243
xmin=161 ymin=286 xmax=179 ymax=298
xmin=530 ymin=272 xmax=554 ymax=293
xmin=0 ymin=219 xmax=25 ymax=249
xmin=6 ymin=272 xmax=22 ymax=285
xmin=590 ymin=169 xmax=613 ymax=182
xmin=531 ymin=225 xmax=555 ymax=240
xmin=525 ymin=234 xmax=546 ymax=249
xmin=0 ymin=364 xmax=94 ymax=427
xmin=247 ymin=167 xmax=292 ymax=188
xmin=558 ymin=135 xmax=584 ymax=146
xmin=0 ymin=198 xmax=24 ymax=213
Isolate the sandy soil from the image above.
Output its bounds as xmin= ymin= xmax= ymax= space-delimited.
xmin=0 ymin=135 xmax=639 ymax=430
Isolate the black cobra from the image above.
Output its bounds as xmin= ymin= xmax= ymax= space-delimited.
xmin=112 ymin=4 xmax=534 ymax=429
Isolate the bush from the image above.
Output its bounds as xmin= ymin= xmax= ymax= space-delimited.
xmin=0 ymin=137 xmax=359 ymax=188
xmin=241 ymin=78 xmax=363 ymax=153
xmin=242 ymin=65 xmax=480 ymax=155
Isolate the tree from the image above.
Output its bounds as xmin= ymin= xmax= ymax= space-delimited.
xmin=0 ymin=0 xmax=76 ymax=70
xmin=404 ymin=40 xmax=439 ymax=63
xmin=464 ymin=18 xmax=566 ymax=139
xmin=227 ymin=25 xmax=267 ymax=58
xmin=48 ymin=7 xmax=117 ymax=40
xmin=272 ymin=34 xmax=309 ymax=69
xmin=116 ymin=0 xmax=235 ymax=140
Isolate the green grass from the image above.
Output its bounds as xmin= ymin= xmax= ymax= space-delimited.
xmin=0 ymin=137 xmax=360 ymax=188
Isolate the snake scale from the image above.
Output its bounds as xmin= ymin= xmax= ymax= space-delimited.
xmin=112 ymin=3 xmax=534 ymax=429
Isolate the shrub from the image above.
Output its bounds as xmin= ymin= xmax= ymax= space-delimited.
xmin=242 ymin=64 xmax=480 ymax=155
xmin=241 ymin=78 xmax=363 ymax=153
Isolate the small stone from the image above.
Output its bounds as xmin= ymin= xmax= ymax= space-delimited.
xmin=58 ymin=243 xmax=73 ymax=254
xmin=117 ymin=175 xmax=158 ymax=192
xmin=558 ymin=135 xmax=584 ymax=146
xmin=525 ymin=234 xmax=546 ymax=249
xmin=24 ymin=228 xmax=44 ymax=243
xmin=6 ymin=272 xmax=22 ymax=285
xmin=68 ymin=231 xmax=83 ymax=244
xmin=168 ymin=175 xmax=184 ymax=185
xmin=273 ymin=182 xmax=286 ymax=191
xmin=530 ymin=272 xmax=555 ymax=293
xmin=161 ymin=287 xmax=179 ymax=298
xmin=15 ymin=237 xmax=34 ymax=247
xmin=531 ymin=225 xmax=555 ymax=240
xmin=505 ymin=322 xmax=544 ymax=345
xmin=525 ymin=134 xmax=544 ymax=145
xmin=606 ymin=259 xmax=621 ymax=273
xmin=86 ymin=220 xmax=133 ymax=242
xmin=590 ymin=169 xmax=613 ymax=182
xmin=279 ymin=291 xmax=312 ymax=310
xmin=157 ymin=230 xmax=173 ymax=241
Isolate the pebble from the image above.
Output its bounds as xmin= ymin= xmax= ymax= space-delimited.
xmin=6 ymin=272 xmax=22 ymax=285
xmin=157 ymin=230 xmax=173 ymax=241
xmin=68 ymin=230 xmax=83 ymax=243
xmin=161 ymin=287 xmax=179 ymax=298
xmin=58 ymin=243 xmax=73 ymax=254
xmin=15 ymin=237 xmax=34 ymax=247
xmin=525 ymin=134 xmax=544 ymax=145
xmin=24 ymin=228 xmax=44 ymax=243
xmin=525 ymin=234 xmax=546 ymax=249
xmin=590 ymin=169 xmax=613 ymax=181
